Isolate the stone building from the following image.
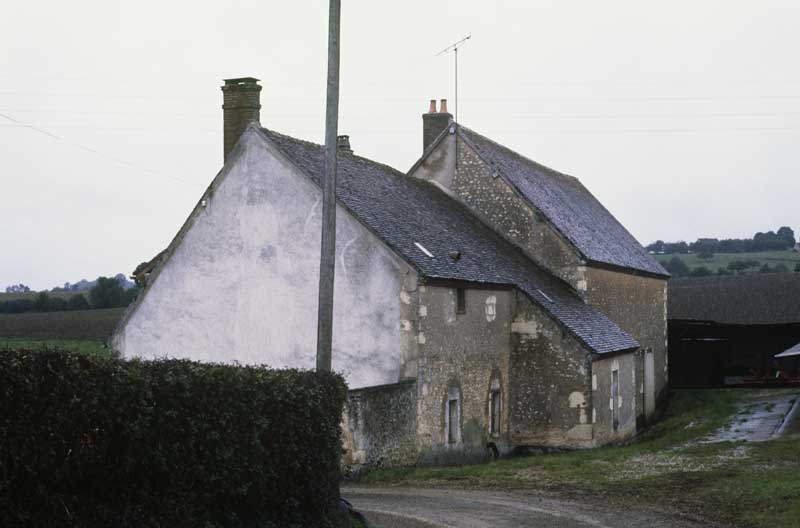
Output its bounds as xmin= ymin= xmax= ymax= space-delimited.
xmin=112 ymin=79 xmax=668 ymax=469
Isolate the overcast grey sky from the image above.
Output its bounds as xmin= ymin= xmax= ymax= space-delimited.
xmin=2 ymin=0 xmax=799 ymax=290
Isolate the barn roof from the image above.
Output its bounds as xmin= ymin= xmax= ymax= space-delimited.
xmin=669 ymin=273 xmax=800 ymax=325
xmin=456 ymin=127 xmax=668 ymax=277
xmin=259 ymin=127 xmax=638 ymax=354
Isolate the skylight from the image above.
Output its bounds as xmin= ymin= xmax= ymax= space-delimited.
xmin=414 ymin=242 xmax=434 ymax=258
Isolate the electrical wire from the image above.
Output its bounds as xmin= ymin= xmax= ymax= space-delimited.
xmin=0 ymin=113 xmax=205 ymax=188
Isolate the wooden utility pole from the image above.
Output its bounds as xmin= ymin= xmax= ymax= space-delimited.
xmin=316 ymin=0 xmax=341 ymax=373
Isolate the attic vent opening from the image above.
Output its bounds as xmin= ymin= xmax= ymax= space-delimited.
xmin=414 ymin=242 xmax=434 ymax=258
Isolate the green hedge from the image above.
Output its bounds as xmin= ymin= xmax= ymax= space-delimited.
xmin=0 ymin=350 xmax=348 ymax=527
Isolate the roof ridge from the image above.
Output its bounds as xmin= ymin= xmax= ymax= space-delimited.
xmin=260 ymin=127 xmax=408 ymax=179
xmin=458 ymin=125 xmax=580 ymax=183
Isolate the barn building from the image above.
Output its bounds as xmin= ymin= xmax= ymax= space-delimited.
xmin=113 ymin=78 xmax=668 ymax=468
xmin=669 ymin=273 xmax=800 ymax=387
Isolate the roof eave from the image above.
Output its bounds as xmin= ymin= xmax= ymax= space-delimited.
xmin=591 ymin=345 xmax=641 ymax=358
xmin=584 ymin=258 xmax=670 ymax=280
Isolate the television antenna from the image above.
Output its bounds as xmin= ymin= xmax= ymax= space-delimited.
xmin=436 ymin=34 xmax=471 ymax=124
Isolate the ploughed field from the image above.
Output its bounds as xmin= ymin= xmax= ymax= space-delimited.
xmin=0 ymin=308 xmax=124 ymax=342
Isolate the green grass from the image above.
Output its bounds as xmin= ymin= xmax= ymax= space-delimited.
xmin=362 ymin=389 xmax=800 ymax=528
xmin=657 ymin=250 xmax=800 ymax=274
xmin=0 ymin=338 xmax=112 ymax=358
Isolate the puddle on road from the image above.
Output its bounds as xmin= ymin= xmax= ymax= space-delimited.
xmin=702 ymin=394 xmax=799 ymax=443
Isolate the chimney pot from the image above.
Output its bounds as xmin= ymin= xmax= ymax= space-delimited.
xmin=337 ymin=134 xmax=352 ymax=154
xmin=428 ymin=99 xmax=437 ymax=113
xmin=221 ymin=76 xmax=262 ymax=163
xmin=440 ymin=99 xmax=448 ymax=114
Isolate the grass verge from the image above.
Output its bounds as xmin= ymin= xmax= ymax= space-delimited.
xmin=362 ymin=389 xmax=800 ymax=528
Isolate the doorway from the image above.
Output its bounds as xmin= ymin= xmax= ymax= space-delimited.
xmin=644 ymin=348 xmax=656 ymax=417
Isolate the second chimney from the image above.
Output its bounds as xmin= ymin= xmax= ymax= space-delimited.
xmin=337 ymin=134 xmax=352 ymax=154
xmin=422 ymin=98 xmax=453 ymax=152
xmin=221 ymin=77 xmax=262 ymax=162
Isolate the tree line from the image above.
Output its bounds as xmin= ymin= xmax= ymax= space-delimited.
xmin=0 ymin=277 xmax=138 ymax=314
xmin=648 ymin=226 xmax=796 ymax=254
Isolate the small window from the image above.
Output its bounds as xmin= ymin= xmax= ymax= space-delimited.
xmin=490 ymin=390 xmax=501 ymax=435
xmin=446 ymin=386 xmax=461 ymax=444
xmin=448 ymin=399 xmax=459 ymax=443
xmin=456 ymin=288 xmax=466 ymax=314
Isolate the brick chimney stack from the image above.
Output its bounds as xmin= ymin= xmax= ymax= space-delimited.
xmin=337 ymin=134 xmax=353 ymax=154
xmin=422 ymin=98 xmax=453 ymax=152
xmin=221 ymin=77 xmax=262 ymax=162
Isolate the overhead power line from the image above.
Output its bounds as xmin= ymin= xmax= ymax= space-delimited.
xmin=0 ymin=112 xmax=205 ymax=188
xmin=4 ymin=92 xmax=800 ymax=103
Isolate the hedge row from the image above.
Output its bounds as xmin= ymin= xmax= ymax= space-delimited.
xmin=0 ymin=350 xmax=348 ymax=527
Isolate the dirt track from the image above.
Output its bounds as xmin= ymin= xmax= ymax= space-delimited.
xmin=344 ymin=486 xmax=714 ymax=528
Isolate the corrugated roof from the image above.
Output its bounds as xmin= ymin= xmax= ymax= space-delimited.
xmin=458 ymin=127 xmax=668 ymax=277
xmin=669 ymin=273 xmax=800 ymax=325
xmin=260 ymin=128 xmax=638 ymax=354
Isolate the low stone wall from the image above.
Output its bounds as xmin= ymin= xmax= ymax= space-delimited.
xmin=342 ymin=380 xmax=418 ymax=473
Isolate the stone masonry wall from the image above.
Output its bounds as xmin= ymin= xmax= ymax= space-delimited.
xmin=591 ymin=353 xmax=638 ymax=444
xmin=584 ymin=267 xmax=668 ymax=419
xmin=410 ymin=136 xmax=585 ymax=290
xmin=508 ymin=292 xmax=595 ymax=448
xmin=415 ymin=284 xmax=514 ymax=464
xmin=342 ymin=380 xmax=418 ymax=472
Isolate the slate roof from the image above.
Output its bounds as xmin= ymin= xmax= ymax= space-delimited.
xmin=457 ymin=127 xmax=668 ymax=277
xmin=669 ymin=273 xmax=800 ymax=325
xmin=259 ymin=127 xmax=638 ymax=354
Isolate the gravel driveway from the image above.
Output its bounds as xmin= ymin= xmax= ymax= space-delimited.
xmin=343 ymin=486 xmax=712 ymax=528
